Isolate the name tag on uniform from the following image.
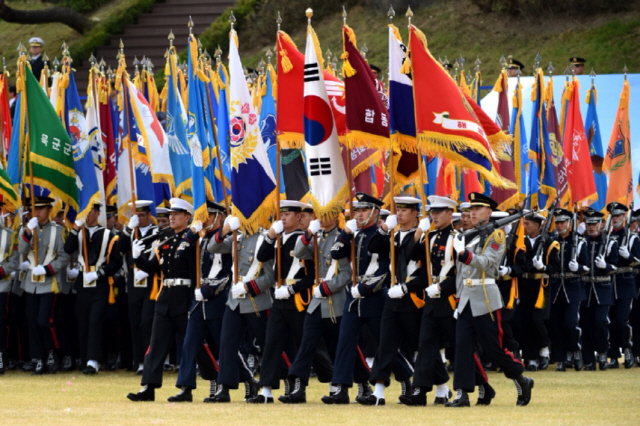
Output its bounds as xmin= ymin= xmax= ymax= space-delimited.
xmin=83 ymin=266 xmax=97 ymax=288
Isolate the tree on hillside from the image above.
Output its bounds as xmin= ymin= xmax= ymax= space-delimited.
xmin=0 ymin=0 xmax=94 ymax=33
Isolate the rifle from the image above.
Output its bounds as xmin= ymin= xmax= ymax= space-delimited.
xmin=459 ymin=209 xmax=528 ymax=243
xmin=622 ymin=201 xmax=635 ymax=247
xmin=570 ymin=202 xmax=579 ymax=261
xmin=533 ymin=199 xmax=558 ymax=260
xmin=135 ymin=225 xmax=171 ymax=244
xmin=499 ymin=213 xmax=523 ymax=267
xmin=597 ymin=213 xmax=613 ymax=258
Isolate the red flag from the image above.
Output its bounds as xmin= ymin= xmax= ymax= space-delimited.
xmin=561 ymin=79 xmax=597 ymax=206
xmin=342 ymin=25 xmax=390 ymax=149
xmin=490 ymin=70 xmax=519 ymax=210
xmin=545 ymin=78 xmax=569 ymax=206
xmin=99 ymin=76 xmax=117 ymax=205
xmin=409 ymin=25 xmax=511 ymax=190
xmin=0 ymin=73 xmax=11 ymax=159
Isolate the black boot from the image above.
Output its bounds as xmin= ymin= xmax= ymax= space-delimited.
xmin=476 ymin=382 xmax=496 ymax=406
xmin=127 ymin=385 xmax=155 ymax=402
xmin=598 ymin=353 xmax=609 ymax=371
xmin=46 ymin=350 xmax=58 ymax=374
xmin=279 ymin=377 xmax=306 ymax=404
xmin=399 ymin=380 xmax=412 ymax=397
xmin=514 ymin=375 xmax=534 ymax=406
xmin=433 ymin=389 xmax=452 ymax=405
xmin=203 ymin=381 xmax=217 ymax=403
xmin=246 ymin=392 xmax=274 ymax=404
xmin=243 ymin=379 xmax=258 ymax=401
xmin=61 ymin=355 xmax=74 ymax=372
xmin=283 ymin=378 xmax=291 ymax=396
xmin=354 ymin=382 xmax=372 ymax=403
xmin=22 ymin=360 xmax=35 ymax=373
xmin=445 ymin=389 xmax=470 ymax=407
xmin=321 ymin=384 xmax=350 ymax=405
xmin=573 ymin=351 xmax=584 ymax=371
xmin=624 ymin=349 xmax=635 ymax=369
xmin=538 ymin=355 xmax=550 ymax=370
xmin=32 ymin=359 xmax=44 ymax=375
xmin=83 ymin=364 xmax=98 ymax=375
xmin=167 ymin=387 xmax=193 ymax=402
xmin=210 ymin=384 xmax=230 ymax=403
xmin=399 ymin=387 xmax=426 ymax=407
xmin=556 ymin=362 xmax=566 ymax=372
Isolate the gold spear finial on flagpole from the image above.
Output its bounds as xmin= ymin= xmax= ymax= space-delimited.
xmin=276 ymin=11 xmax=282 ymax=31
xmin=388 ymin=5 xmax=395 ymax=23
xmin=89 ymin=53 xmax=96 ymax=67
xmin=215 ymin=45 xmax=222 ymax=66
xmin=406 ymin=6 xmax=413 ymax=26
xmin=188 ymin=16 xmax=194 ymax=34
xmin=306 ymin=8 xmax=313 ymax=26
xmin=168 ymin=29 xmax=175 ymax=51
xmin=266 ymin=48 xmax=273 ymax=65
xmin=229 ymin=11 xmax=236 ymax=31
xmin=499 ymin=54 xmax=507 ymax=69
xmin=342 ymin=6 xmax=347 ymax=25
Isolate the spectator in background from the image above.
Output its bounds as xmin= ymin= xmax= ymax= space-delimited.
xmin=29 ymin=37 xmax=45 ymax=81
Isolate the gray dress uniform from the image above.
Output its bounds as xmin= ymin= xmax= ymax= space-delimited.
xmin=19 ymin=221 xmax=70 ymax=366
xmin=0 ymin=225 xmax=19 ymax=358
xmin=209 ymin=230 xmax=274 ymax=394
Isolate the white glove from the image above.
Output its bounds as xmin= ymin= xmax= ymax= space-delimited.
xmin=504 ymin=224 xmax=512 ymax=235
xmin=418 ymin=218 xmax=431 ymax=232
xmin=127 ymin=214 xmax=139 ymax=230
xmin=270 ymin=220 xmax=284 ymax=235
xmin=453 ymin=310 xmax=459 ymax=319
xmin=595 ymin=255 xmax=607 ymax=269
xmin=619 ymin=246 xmax=630 ymax=259
xmin=19 ymin=261 xmax=30 ymax=271
xmin=19 ymin=208 xmax=28 ymax=220
xmin=232 ymin=282 xmax=247 ymax=298
xmin=27 ymin=217 xmax=38 ymax=231
xmin=195 ymin=288 xmax=204 ymax=302
xmin=426 ymin=284 xmax=441 ymax=298
xmin=384 ymin=214 xmax=398 ymax=231
xmin=191 ymin=220 xmax=203 ymax=234
xmin=577 ymin=222 xmax=586 ymax=235
xmin=32 ymin=265 xmax=46 ymax=277
xmin=532 ymin=256 xmax=546 ymax=271
xmin=134 ymin=269 xmax=149 ymax=282
xmin=228 ymin=216 xmax=240 ymax=232
xmin=308 ymin=219 xmax=321 ymax=235
xmin=274 ymin=285 xmax=291 ymax=299
xmin=351 ymin=285 xmax=362 ymax=299
xmin=453 ymin=235 xmax=466 ymax=254
xmin=499 ymin=265 xmax=511 ymax=277
xmin=74 ymin=218 xmax=84 ymax=228
xmin=387 ymin=285 xmax=404 ymax=299
xmin=313 ymin=285 xmax=323 ymax=298
xmin=10 ymin=271 xmax=15 ymax=278
xmin=84 ymin=271 xmax=99 ymax=283
xmin=131 ymin=240 xmax=145 ymax=259
xmin=0 ymin=212 xmax=8 ymax=222
xmin=346 ymin=219 xmax=358 ymax=234
xmin=67 ymin=268 xmax=79 ymax=279
xmin=568 ymin=259 xmax=579 ymax=272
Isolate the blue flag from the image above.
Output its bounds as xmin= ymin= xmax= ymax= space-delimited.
xmin=584 ymin=84 xmax=608 ymax=212
xmin=259 ymin=66 xmax=284 ymax=195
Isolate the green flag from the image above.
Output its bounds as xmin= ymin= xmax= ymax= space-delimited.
xmin=0 ymin=159 xmax=18 ymax=209
xmin=25 ymin=66 xmax=78 ymax=211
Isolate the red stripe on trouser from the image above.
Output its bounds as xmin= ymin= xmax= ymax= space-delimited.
xmin=474 ymin=353 xmax=488 ymax=383
xmin=281 ymin=351 xmax=291 ymax=368
xmin=357 ymin=345 xmax=370 ymax=372
xmin=145 ymin=345 xmax=151 ymax=356
xmin=203 ymin=344 xmax=218 ymax=371
xmin=48 ymin=294 xmax=59 ymax=349
xmin=495 ymin=309 xmax=524 ymax=367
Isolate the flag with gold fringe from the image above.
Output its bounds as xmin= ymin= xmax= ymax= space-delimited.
xmin=603 ymin=79 xmax=632 ymax=206
xmin=303 ymin=24 xmax=348 ymax=220
xmin=584 ymin=81 xmax=608 ymax=211
xmin=228 ymin=29 xmax=276 ymax=234
xmin=408 ymin=24 xmax=511 ymax=190
xmin=562 ymin=78 xmax=597 ymax=206
xmin=510 ymin=80 xmax=529 ymax=201
xmin=545 ymin=76 xmax=569 ymax=208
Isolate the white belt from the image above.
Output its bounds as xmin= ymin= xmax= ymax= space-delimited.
xmin=463 ymin=278 xmax=496 ymax=287
xmin=163 ymin=278 xmax=191 ymax=287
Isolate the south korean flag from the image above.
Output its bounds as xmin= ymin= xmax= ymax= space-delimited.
xmin=303 ymin=27 xmax=348 ymax=218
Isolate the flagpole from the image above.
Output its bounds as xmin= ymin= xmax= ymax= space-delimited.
xmin=406 ymin=13 xmax=433 ymax=290
xmin=119 ymin=41 xmax=138 ymax=239
xmin=388 ymin=6 xmax=396 ymax=288
xmin=21 ymin=53 xmax=38 ymax=258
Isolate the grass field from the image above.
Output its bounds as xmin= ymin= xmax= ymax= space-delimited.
xmin=1 ymin=365 xmax=639 ymax=424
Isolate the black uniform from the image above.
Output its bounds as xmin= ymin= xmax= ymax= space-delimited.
xmin=497 ymin=230 xmax=526 ymax=355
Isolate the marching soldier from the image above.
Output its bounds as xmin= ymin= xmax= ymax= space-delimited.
xmin=64 ymin=202 xmax=122 ymax=374
xmin=548 ymin=209 xmax=589 ymax=371
xmin=0 ymin=204 xmax=19 ymax=373
xmin=605 ymin=202 xmax=639 ymax=368
xmin=19 ymin=196 xmax=70 ymax=375
xmin=121 ymin=200 xmax=160 ymax=375
xmin=363 ymin=196 xmax=423 ymax=406
xmin=449 ymin=193 xmax=533 ymax=407
xmin=580 ymin=208 xmax=618 ymax=370
xmin=629 ymin=210 xmax=640 ymax=365
xmin=458 ymin=202 xmax=472 ymax=231
xmin=399 ymin=196 xmax=458 ymax=407
xmin=168 ymin=201 xmax=229 ymax=403
xmin=519 ymin=211 xmax=560 ymax=371
xmin=248 ymin=201 xmax=311 ymax=403
xmin=127 ymin=198 xmax=197 ymax=401
xmin=205 ymin=212 xmax=274 ymax=403
xmin=321 ymin=193 xmax=411 ymax=405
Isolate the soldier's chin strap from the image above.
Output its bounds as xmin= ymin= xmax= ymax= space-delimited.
xmin=356 ymin=207 xmax=379 ymax=227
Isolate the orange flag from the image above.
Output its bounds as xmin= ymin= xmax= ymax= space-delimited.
xmin=603 ymin=80 xmax=632 ymax=206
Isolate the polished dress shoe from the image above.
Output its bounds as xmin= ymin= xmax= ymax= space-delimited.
xmin=514 ymin=376 xmax=534 ymax=406
xmin=399 ymin=391 xmax=426 ymax=407
xmin=476 ymin=383 xmax=496 ymax=406
xmin=607 ymin=358 xmax=619 ymax=369
xmin=167 ymin=387 xmax=192 ymax=402
xmin=32 ymin=359 xmax=45 ymax=375
xmin=434 ymin=389 xmax=453 ymax=405
xmin=46 ymin=351 xmax=58 ymax=374
xmin=247 ymin=394 xmax=274 ymax=404
xmin=279 ymin=379 xmax=306 ymax=404
xmin=321 ymin=385 xmax=350 ymax=405
xmin=61 ymin=356 xmax=75 ymax=372
xmin=445 ymin=390 xmax=470 ymax=407
xmin=525 ymin=361 xmax=538 ymax=372
xmin=244 ymin=380 xmax=258 ymax=401
xmin=356 ymin=394 xmax=385 ymax=406
xmin=127 ymin=385 xmax=155 ymax=402
xmin=623 ymin=349 xmax=635 ymax=368
xmin=83 ymin=365 xmax=98 ymax=375
xmin=356 ymin=382 xmax=373 ymax=401
xmin=573 ymin=352 xmax=584 ymax=371
xmin=583 ymin=363 xmax=596 ymax=371
xmin=208 ymin=385 xmax=230 ymax=403
xmin=538 ymin=356 xmax=550 ymax=370
xmin=556 ymin=362 xmax=566 ymax=372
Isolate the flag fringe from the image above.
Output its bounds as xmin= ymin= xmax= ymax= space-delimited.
xmin=347 ymin=131 xmax=390 ymax=151
xmin=351 ymin=150 xmax=383 ymax=179
xmin=391 ymin=132 xmax=418 ymax=154
xmin=310 ymin=182 xmax=350 ymax=222
xmin=194 ymin=202 xmax=209 ymax=224
xmin=277 ymin=132 xmax=304 ymax=149
xmin=277 ymin=31 xmax=296 ymax=74
xmin=76 ymin=191 xmax=102 ymax=221
xmin=235 ymin=188 xmax=277 ymax=235
xmin=30 ymin=176 xmax=79 ymax=213
xmin=30 ymin=153 xmax=76 ymax=180
xmin=496 ymin=192 xmax=521 ymax=212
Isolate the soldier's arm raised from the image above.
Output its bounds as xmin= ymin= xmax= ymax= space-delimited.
xmin=207 ymin=228 xmax=233 ymax=254
xmin=458 ymin=230 xmax=505 ymax=274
